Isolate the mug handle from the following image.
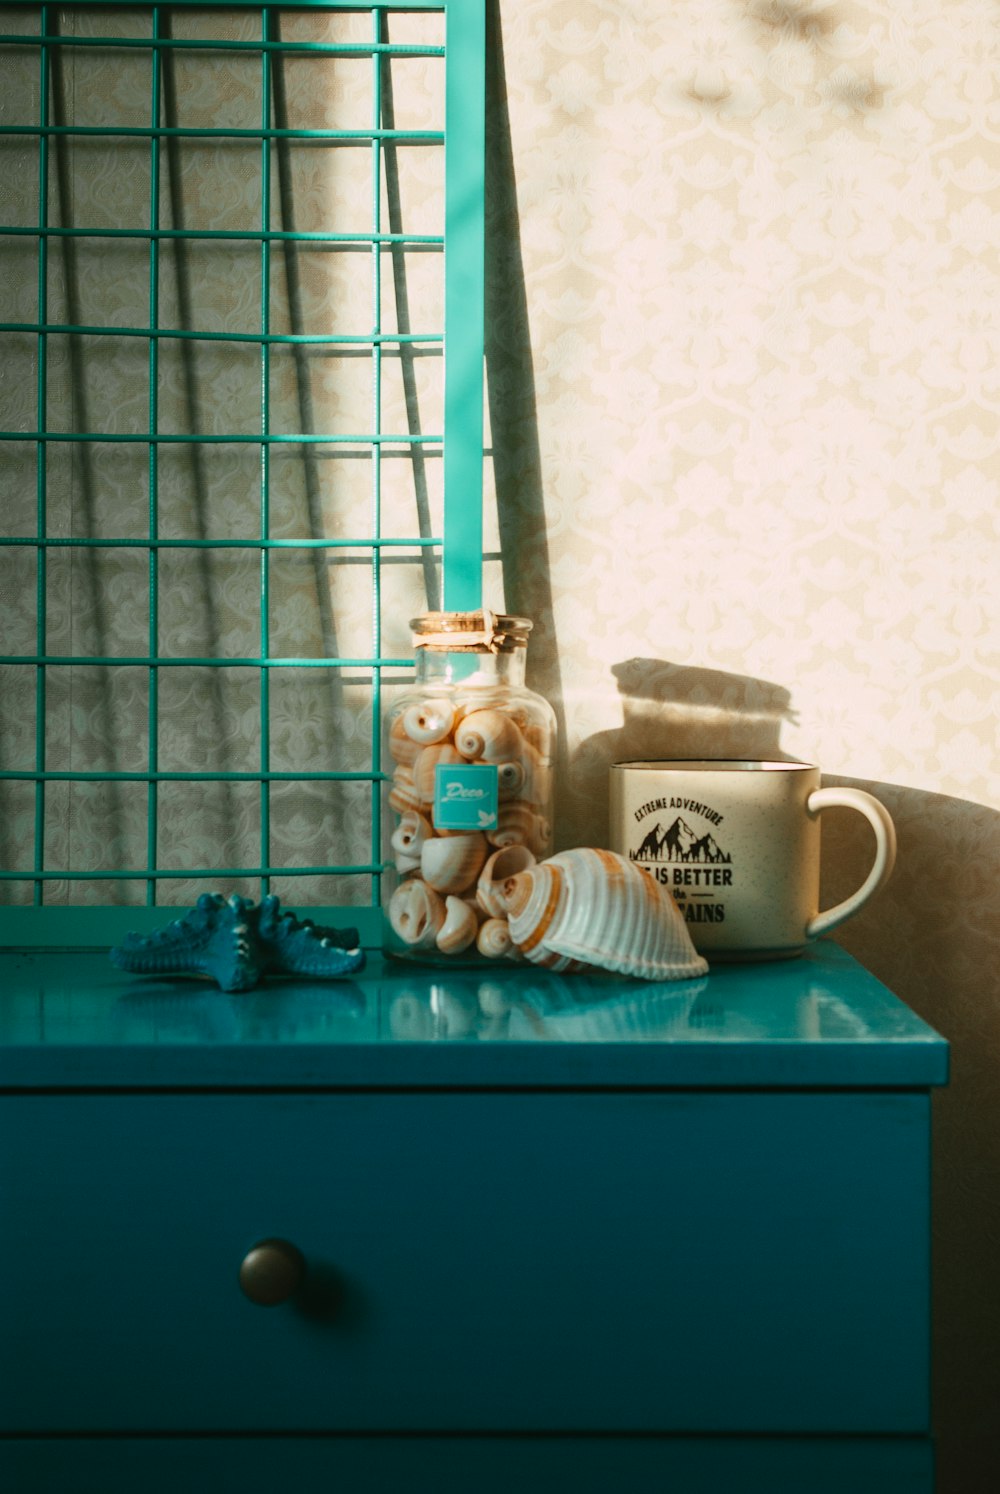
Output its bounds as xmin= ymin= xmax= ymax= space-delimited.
xmin=805 ymin=787 xmax=897 ymax=940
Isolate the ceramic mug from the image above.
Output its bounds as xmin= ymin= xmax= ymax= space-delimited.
xmin=608 ymin=760 xmax=897 ymax=958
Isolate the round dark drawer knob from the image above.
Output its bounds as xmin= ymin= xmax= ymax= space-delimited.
xmin=239 ymin=1238 xmax=306 ymax=1307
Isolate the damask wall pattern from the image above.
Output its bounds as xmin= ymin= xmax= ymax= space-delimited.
xmin=0 ymin=3 xmax=445 ymax=907
xmin=490 ymin=0 xmax=998 ymax=810
xmin=484 ymin=4 xmax=999 ymax=1489
xmin=1 ymin=1 xmax=999 ymax=1486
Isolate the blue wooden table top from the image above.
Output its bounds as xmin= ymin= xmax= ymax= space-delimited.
xmin=0 ymin=940 xmax=947 ymax=1090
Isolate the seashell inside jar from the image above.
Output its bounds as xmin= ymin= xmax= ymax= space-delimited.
xmin=381 ymin=610 xmax=557 ymax=965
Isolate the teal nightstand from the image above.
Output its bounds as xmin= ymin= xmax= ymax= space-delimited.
xmin=0 ymin=941 xmax=947 ymax=1493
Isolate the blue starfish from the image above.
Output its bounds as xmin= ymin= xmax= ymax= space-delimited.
xmin=110 ymin=892 xmax=365 ymax=992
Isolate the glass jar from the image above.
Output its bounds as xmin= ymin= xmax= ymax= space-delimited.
xmin=382 ymin=610 xmax=556 ymax=964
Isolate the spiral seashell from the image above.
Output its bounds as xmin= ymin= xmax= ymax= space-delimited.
xmin=391 ymin=810 xmax=434 ymax=858
xmin=388 ymin=878 xmax=446 ymax=949
xmin=500 ymin=864 xmax=583 ymax=972
xmin=477 ymin=917 xmax=514 ymax=959
xmin=454 ymin=709 xmax=522 ymax=763
xmin=420 ymin=831 xmax=489 ymax=895
xmin=389 ymin=765 xmax=422 ymax=814
xmin=436 ymin=895 xmax=480 ymax=955
xmin=414 ymin=743 xmax=463 ymax=805
xmin=388 ymin=713 xmax=422 ymax=768
xmin=394 ymin=852 xmax=421 ymax=875
xmin=495 ymin=758 xmax=528 ymax=800
xmin=402 ymin=699 xmax=457 ymax=746
xmin=477 ymin=843 xmax=537 ymax=918
xmin=486 ymin=800 xmax=536 ymax=849
xmin=504 ymin=848 xmax=708 ymax=982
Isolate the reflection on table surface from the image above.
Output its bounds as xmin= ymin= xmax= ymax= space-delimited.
xmin=0 ymin=943 xmax=933 ymax=1050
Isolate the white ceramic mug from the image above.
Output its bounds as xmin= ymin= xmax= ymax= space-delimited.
xmin=609 ymin=760 xmax=896 ymax=958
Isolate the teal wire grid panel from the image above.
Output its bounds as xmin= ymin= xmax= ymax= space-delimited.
xmin=0 ymin=0 xmax=485 ymax=948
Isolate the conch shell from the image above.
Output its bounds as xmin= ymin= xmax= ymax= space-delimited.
xmin=500 ymin=848 xmax=708 ymax=981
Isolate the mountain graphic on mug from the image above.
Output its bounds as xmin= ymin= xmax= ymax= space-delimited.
xmin=632 ymin=816 xmax=732 ymax=865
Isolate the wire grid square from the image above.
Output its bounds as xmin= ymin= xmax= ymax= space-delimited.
xmin=0 ymin=0 xmax=482 ymax=933
xmin=156 ymin=775 xmax=261 ymax=878
xmin=159 ymin=237 xmax=263 ymax=336
xmin=156 ymin=443 xmax=260 ymax=540
xmin=47 ymin=235 xmax=149 ymax=329
xmin=156 ymin=547 xmax=262 ymax=658
xmin=43 ymin=776 xmax=149 ymax=882
xmin=44 ymin=548 xmax=150 ymax=656
xmin=0 ymin=666 xmax=36 ymax=770
xmin=162 ymin=36 xmax=262 ymax=131
xmin=268 ymin=776 xmax=374 ymax=877
xmin=0 ymin=140 xmax=38 ymax=227
xmin=267 ymin=241 xmax=372 ymax=339
xmin=47 ymin=333 xmax=151 ymax=435
xmin=51 ymin=137 xmax=154 ymax=231
xmin=267 ymin=545 xmax=375 ymax=662
xmin=156 ymin=666 xmax=260 ymax=775
xmin=267 ymin=445 xmax=374 ymax=543
xmin=0 ymin=549 xmax=37 ymax=655
xmin=268 ymin=342 xmax=375 ymax=438
xmin=43 ymin=665 xmax=149 ymax=773
xmin=267 ymin=665 xmax=373 ymax=774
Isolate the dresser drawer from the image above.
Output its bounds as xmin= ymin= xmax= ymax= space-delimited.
xmin=0 ymin=1435 xmax=934 ymax=1494
xmin=0 ymin=1092 xmax=929 ymax=1433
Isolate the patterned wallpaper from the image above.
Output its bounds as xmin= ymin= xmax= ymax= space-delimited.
xmin=0 ymin=3 xmax=446 ymax=909
xmin=487 ymin=0 xmax=998 ymax=810
xmin=1 ymin=2 xmax=999 ymax=1485
xmin=483 ymin=3 xmax=1000 ymax=1487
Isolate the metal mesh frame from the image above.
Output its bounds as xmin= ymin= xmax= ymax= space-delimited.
xmin=0 ymin=0 xmax=485 ymax=947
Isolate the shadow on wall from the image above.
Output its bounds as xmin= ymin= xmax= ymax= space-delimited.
xmin=823 ymin=779 xmax=1000 ymax=1494
xmin=576 ymin=664 xmax=1000 ymax=1494
xmin=484 ymin=0 xmax=564 ymax=747
xmin=567 ymin=656 xmax=800 ymax=849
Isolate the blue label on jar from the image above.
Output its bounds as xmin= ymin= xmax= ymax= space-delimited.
xmin=434 ymin=763 xmax=499 ymax=831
